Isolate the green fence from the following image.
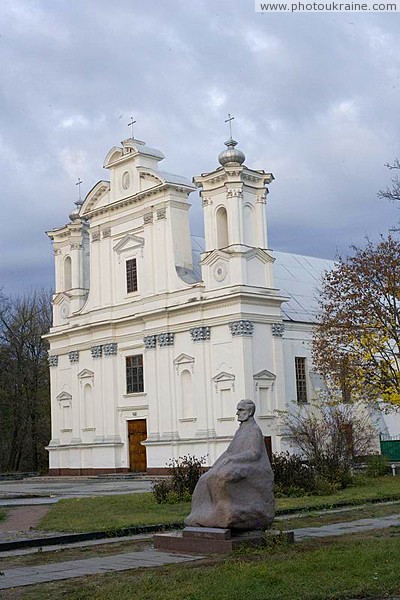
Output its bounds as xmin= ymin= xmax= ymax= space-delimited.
xmin=380 ymin=434 xmax=400 ymax=462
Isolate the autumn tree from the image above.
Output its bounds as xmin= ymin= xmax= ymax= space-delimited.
xmin=313 ymin=236 xmax=400 ymax=408
xmin=0 ymin=290 xmax=52 ymax=472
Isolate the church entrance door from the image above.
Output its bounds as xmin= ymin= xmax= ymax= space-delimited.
xmin=127 ymin=419 xmax=147 ymax=472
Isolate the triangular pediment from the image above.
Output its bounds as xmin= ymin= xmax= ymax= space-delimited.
xmin=52 ymin=292 xmax=70 ymax=306
xmin=78 ymin=369 xmax=94 ymax=379
xmin=113 ymin=233 xmax=145 ymax=254
xmin=201 ymin=249 xmax=230 ymax=267
xmin=253 ymin=369 xmax=276 ymax=381
xmin=245 ymin=248 xmax=275 ymax=264
xmin=81 ymin=180 xmax=110 ymax=215
xmin=173 ymin=353 xmax=195 ymax=366
xmin=212 ymin=371 xmax=235 ymax=383
xmin=56 ymin=391 xmax=72 ymax=402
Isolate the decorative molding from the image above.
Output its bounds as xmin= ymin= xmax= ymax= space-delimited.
xmin=190 ymin=326 xmax=210 ymax=342
xmin=78 ymin=369 xmax=94 ymax=380
xmin=212 ymin=371 xmax=235 ymax=392
xmin=91 ymin=345 xmax=103 ymax=359
xmin=158 ymin=332 xmax=174 ymax=347
xmin=68 ymin=350 xmax=79 ymax=364
xmin=271 ymin=323 xmax=285 ymax=337
xmin=202 ymin=196 xmax=212 ymax=207
xmin=56 ymin=391 xmax=72 ymax=403
xmin=229 ymin=320 xmax=254 ymax=336
xmin=91 ymin=231 xmax=100 ymax=242
xmin=143 ymin=335 xmax=157 ymax=349
xmin=53 ymin=248 xmax=62 ymax=255
xmin=103 ymin=342 xmax=118 ymax=356
xmin=226 ymin=188 xmax=243 ymax=199
xmin=173 ymin=353 xmax=195 ymax=374
xmin=70 ymin=243 xmax=83 ymax=250
xmin=48 ymin=355 xmax=58 ymax=367
xmin=143 ymin=212 xmax=153 ymax=225
xmin=102 ymin=227 xmax=111 ymax=238
xmin=253 ymin=369 xmax=276 ymax=391
xmin=156 ymin=207 xmax=166 ymax=220
xmin=256 ymin=190 xmax=268 ymax=204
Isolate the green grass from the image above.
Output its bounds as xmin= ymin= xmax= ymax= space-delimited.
xmin=5 ymin=530 xmax=400 ymax=599
xmin=0 ymin=509 xmax=6 ymax=522
xmin=38 ymin=476 xmax=400 ymax=534
xmin=38 ymin=493 xmax=191 ymax=532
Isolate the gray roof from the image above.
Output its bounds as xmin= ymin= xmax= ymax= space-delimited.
xmin=189 ymin=237 xmax=334 ymax=323
xmin=272 ymin=251 xmax=334 ymax=322
xmin=158 ymin=170 xmax=194 ymax=188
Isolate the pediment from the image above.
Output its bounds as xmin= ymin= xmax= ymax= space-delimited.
xmin=78 ymin=369 xmax=94 ymax=379
xmin=52 ymin=292 xmax=70 ymax=306
xmin=56 ymin=391 xmax=72 ymax=402
xmin=173 ymin=353 xmax=195 ymax=366
xmin=81 ymin=180 xmax=110 ymax=215
xmin=253 ymin=369 xmax=276 ymax=381
xmin=212 ymin=371 xmax=235 ymax=383
xmin=113 ymin=233 xmax=145 ymax=255
xmin=201 ymin=249 xmax=230 ymax=267
xmin=139 ymin=170 xmax=163 ymax=186
xmin=245 ymin=248 xmax=275 ymax=264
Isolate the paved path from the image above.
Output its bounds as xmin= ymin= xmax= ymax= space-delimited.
xmin=293 ymin=513 xmax=400 ymax=539
xmin=0 ymin=549 xmax=203 ymax=590
xmin=1 ymin=513 xmax=400 ymax=590
xmin=0 ymin=476 xmax=153 ymax=505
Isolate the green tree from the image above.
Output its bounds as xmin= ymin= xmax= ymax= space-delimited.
xmin=0 ymin=289 xmax=52 ymax=472
xmin=313 ymin=236 xmax=400 ymax=408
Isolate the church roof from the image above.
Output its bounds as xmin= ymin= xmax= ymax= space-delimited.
xmin=189 ymin=237 xmax=334 ymax=323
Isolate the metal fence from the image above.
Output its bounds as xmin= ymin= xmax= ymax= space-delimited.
xmin=380 ymin=434 xmax=400 ymax=461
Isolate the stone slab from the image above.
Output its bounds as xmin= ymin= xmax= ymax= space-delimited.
xmin=154 ymin=529 xmax=294 ymax=554
xmin=182 ymin=527 xmax=231 ymax=539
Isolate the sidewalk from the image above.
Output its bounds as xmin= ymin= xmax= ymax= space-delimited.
xmin=1 ymin=513 xmax=400 ymax=590
xmin=0 ymin=549 xmax=203 ymax=590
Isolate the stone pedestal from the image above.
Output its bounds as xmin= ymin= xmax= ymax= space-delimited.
xmin=154 ymin=527 xmax=294 ymax=554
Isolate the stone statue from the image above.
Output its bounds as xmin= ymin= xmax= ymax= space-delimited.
xmin=185 ymin=399 xmax=275 ymax=531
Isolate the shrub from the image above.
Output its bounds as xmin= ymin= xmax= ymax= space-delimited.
xmin=365 ymin=454 xmax=391 ymax=477
xmin=271 ymin=452 xmax=316 ymax=496
xmin=152 ymin=454 xmax=207 ymax=504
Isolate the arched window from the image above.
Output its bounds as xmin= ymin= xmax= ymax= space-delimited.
xmin=243 ymin=204 xmax=255 ymax=247
xmin=181 ymin=369 xmax=193 ymax=419
xmin=216 ymin=206 xmax=229 ymax=248
xmin=83 ymin=383 xmax=94 ymax=429
xmin=64 ymin=256 xmax=72 ymax=290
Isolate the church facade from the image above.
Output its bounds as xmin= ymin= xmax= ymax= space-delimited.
xmin=45 ymin=134 xmax=336 ymax=475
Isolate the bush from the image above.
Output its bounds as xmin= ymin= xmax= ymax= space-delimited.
xmin=365 ymin=454 xmax=391 ymax=477
xmin=152 ymin=454 xmax=207 ymax=504
xmin=272 ymin=452 xmax=316 ymax=496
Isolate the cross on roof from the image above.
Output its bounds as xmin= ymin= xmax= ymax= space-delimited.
xmin=225 ymin=113 xmax=234 ymax=138
xmin=75 ymin=178 xmax=83 ymax=202
xmin=128 ymin=116 xmax=136 ymax=138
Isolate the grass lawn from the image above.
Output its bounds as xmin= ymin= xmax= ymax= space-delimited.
xmin=38 ymin=476 xmax=400 ymax=533
xmin=4 ymin=529 xmax=400 ymax=600
xmin=0 ymin=509 xmax=6 ymax=522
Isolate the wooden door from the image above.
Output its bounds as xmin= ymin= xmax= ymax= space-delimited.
xmin=127 ymin=419 xmax=147 ymax=472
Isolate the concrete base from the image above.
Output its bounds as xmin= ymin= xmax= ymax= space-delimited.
xmin=154 ymin=527 xmax=294 ymax=554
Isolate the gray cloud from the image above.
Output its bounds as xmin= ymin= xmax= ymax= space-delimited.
xmin=0 ymin=0 xmax=399 ymax=293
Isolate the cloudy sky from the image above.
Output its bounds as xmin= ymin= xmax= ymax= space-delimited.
xmin=1 ymin=0 xmax=399 ymax=294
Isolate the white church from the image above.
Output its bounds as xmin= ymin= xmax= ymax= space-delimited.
xmin=45 ymin=132 xmax=379 ymax=475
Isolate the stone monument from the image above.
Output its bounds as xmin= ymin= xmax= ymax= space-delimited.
xmin=154 ymin=400 xmax=290 ymax=553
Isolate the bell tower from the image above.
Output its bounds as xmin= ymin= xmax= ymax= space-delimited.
xmin=193 ymin=133 xmax=275 ymax=291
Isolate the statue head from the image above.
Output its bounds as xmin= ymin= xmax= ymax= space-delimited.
xmin=236 ymin=399 xmax=256 ymax=422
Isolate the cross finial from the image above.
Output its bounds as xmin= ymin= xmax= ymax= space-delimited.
xmin=128 ymin=116 xmax=137 ymax=138
xmin=75 ymin=178 xmax=83 ymax=202
xmin=225 ymin=113 xmax=234 ymax=139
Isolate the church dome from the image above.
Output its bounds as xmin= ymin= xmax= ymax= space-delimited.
xmin=218 ymin=138 xmax=246 ymax=166
xmin=69 ymin=200 xmax=83 ymax=222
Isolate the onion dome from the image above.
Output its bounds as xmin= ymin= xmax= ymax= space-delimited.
xmin=69 ymin=199 xmax=83 ymax=222
xmin=218 ymin=138 xmax=246 ymax=166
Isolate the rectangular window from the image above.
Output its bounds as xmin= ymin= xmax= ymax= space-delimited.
xmin=126 ymin=355 xmax=144 ymax=394
xmin=126 ymin=258 xmax=138 ymax=293
xmin=295 ymin=357 xmax=308 ymax=404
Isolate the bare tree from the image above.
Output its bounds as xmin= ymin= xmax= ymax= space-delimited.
xmin=378 ymin=158 xmax=400 ymax=206
xmin=0 ymin=290 xmax=52 ymax=472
